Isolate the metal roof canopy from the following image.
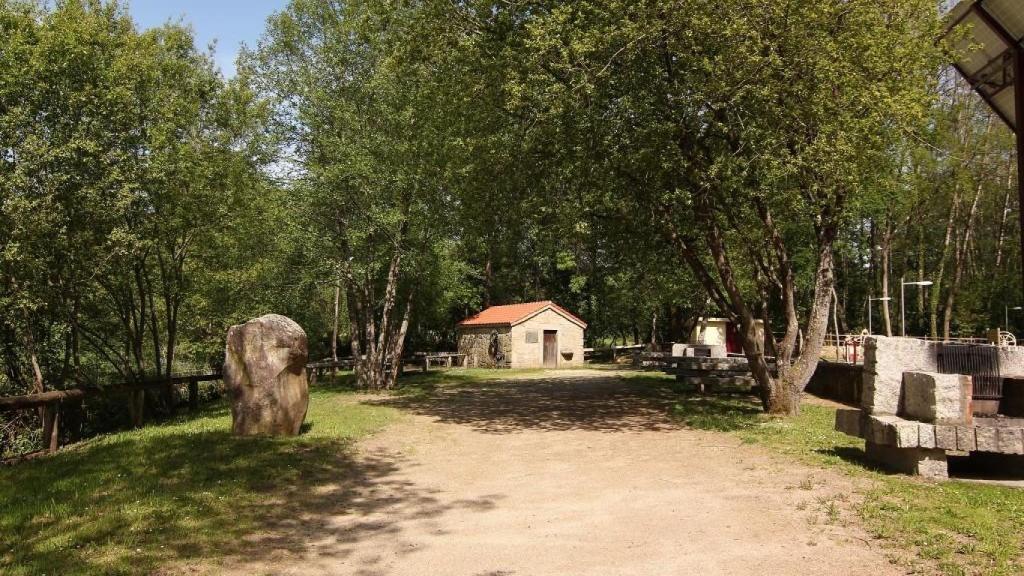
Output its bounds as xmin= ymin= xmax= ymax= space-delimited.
xmin=946 ymin=0 xmax=1024 ymax=131
xmin=946 ymin=0 xmax=1024 ymax=300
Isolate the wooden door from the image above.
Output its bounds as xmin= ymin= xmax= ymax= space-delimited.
xmin=543 ymin=330 xmax=557 ymax=368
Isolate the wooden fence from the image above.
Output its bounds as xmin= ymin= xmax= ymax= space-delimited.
xmin=3 ymin=351 xmax=473 ymax=460
xmin=0 ymin=372 xmax=221 ymax=456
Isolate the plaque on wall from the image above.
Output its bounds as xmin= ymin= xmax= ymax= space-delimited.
xmin=525 ymin=331 xmax=538 ymax=343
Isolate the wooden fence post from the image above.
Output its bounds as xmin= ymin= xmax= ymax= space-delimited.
xmin=188 ymin=379 xmax=199 ymax=412
xmin=41 ymin=404 xmax=60 ymax=452
xmin=130 ymin=390 xmax=144 ymax=428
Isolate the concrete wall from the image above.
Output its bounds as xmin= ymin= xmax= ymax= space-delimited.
xmin=688 ymin=318 xmax=764 ymax=351
xmin=509 ymin=309 xmax=585 ymax=369
xmin=690 ymin=320 xmax=729 ymax=346
xmin=998 ymin=347 xmax=1024 ymax=377
xmin=456 ymin=326 xmax=511 ymax=368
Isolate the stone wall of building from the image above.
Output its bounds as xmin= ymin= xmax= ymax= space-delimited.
xmin=456 ymin=326 xmax=512 ymax=368
xmin=509 ymin=309 xmax=585 ymax=368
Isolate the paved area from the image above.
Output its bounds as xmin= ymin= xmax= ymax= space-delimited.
xmin=215 ymin=370 xmax=900 ymax=576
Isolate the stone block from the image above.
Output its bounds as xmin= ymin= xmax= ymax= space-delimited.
xmin=900 ymin=372 xmax=972 ymax=425
xmin=997 ymin=428 xmax=1024 ymax=455
xmin=918 ymin=423 xmax=936 ymax=449
xmin=956 ymin=426 xmax=977 ymax=452
xmin=861 ymin=336 xmax=938 ymax=416
xmin=894 ymin=421 xmax=920 ymax=448
xmin=865 ymin=441 xmax=948 ymax=479
xmin=868 ymin=415 xmax=898 ymax=445
xmin=834 ymin=408 xmax=863 ymax=437
xmin=935 ymin=425 xmax=958 ymax=450
xmin=975 ymin=426 xmax=999 ymax=453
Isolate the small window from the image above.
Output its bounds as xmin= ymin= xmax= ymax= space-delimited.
xmin=525 ymin=331 xmax=538 ymax=343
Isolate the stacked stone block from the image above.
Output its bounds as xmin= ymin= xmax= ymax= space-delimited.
xmin=835 ymin=336 xmax=1024 ymax=479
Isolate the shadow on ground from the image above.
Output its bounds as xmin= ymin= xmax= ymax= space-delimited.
xmin=2 ymin=370 xmax=775 ymax=575
xmin=0 ymin=404 xmax=498 ymax=576
xmin=372 ymin=372 xmax=762 ymax=434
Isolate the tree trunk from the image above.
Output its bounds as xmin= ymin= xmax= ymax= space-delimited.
xmin=930 ymin=185 xmax=961 ymax=338
xmin=943 ymin=179 xmax=983 ymax=340
xmin=995 ymin=156 xmax=1013 ymax=269
xmin=880 ymin=221 xmax=893 ymax=337
xmin=386 ymin=290 xmax=415 ymax=388
xmin=331 ymin=282 xmax=340 ymax=378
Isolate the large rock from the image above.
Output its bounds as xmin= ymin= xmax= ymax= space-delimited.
xmin=224 ymin=314 xmax=309 ymax=436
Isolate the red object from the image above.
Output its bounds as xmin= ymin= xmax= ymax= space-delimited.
xmin=458 ymin=300 xmax=588 ymax=329
xmin=844 ymin=340 xmax=860 ymax=364
xmin=725 ymin=322 xmax=742 ymax=354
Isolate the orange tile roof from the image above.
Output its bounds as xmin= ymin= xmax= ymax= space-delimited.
xmin=457 ymin=300 xmax=587 ymax=329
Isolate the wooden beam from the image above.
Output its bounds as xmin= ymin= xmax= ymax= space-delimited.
xmin=0 ymin=373 xmax=221 ymax=412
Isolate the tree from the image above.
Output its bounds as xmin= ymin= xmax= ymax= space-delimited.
xmin=486 ymin=0 xmax=944 ymax=414
xmin=0 ymin=0 xmax=277 ymax=430
xmin=246 ymin=0 xmax=470 ymax=389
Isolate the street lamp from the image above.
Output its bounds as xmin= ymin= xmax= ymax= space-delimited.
xmin=867 ymin=296 xmax=892 ymax=335
xmin=901 ymin=278 xmax=933 ymax=337
xmin=1006 ymin=306 xmax=1023 ymax=331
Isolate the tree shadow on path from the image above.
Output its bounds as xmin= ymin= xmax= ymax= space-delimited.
xmin=1 ymin=405 xmax=499 ymax=576
xmin=373 ymin=373 xmax=694 ymax=434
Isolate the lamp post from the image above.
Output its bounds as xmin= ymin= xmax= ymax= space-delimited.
xmin=868 ymin=296 xmax=893 ymax=335
xmin=901 ymin=279 xmax=933 ymax=337
xmin=1006 ymin=305 xmax=1023 ymax=331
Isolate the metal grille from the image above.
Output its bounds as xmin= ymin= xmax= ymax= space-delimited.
xmin=936 ymin=343 xmax=1003 ymax=400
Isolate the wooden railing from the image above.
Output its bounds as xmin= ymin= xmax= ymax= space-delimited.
xmin=0 ymin=372 xmax=221 ymax=456
xmin=306 ymin=353 xmax=468 ymax=382
xmin=3 ymin=351 xmax=477 ymax=460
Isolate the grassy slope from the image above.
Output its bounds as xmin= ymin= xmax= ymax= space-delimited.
xmin=0 ymin=381 xmax=398 ymax=576
xmin=669 ymin=390 xmax=1024 ymax=576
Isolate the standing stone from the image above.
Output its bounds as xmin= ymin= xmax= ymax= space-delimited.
xmin=224 ymin=314 xmax=309 ymax=436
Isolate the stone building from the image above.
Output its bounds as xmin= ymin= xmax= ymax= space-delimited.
xmin=456 ymin=301 xmax=587 ymax=368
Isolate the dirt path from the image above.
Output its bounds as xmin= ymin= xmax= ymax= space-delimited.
xmin=217 ymin=370 xmax=899 ymax=576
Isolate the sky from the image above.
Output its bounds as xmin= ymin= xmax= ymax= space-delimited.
xmin=128 ymin=0 xmax=288 ymax=77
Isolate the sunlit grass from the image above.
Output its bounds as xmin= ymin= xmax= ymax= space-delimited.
xmin=0 ymin=385 xmax=398 ymax=576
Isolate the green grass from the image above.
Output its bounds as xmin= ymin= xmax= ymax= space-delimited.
xmin=670 ymin=392 xmax=1024 ymax=576
xmin=0 ymin=382 xmax=398 ymax=576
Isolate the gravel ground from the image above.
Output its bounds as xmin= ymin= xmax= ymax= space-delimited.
xmin=210 ymin=369 xmax=900 ymax=576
